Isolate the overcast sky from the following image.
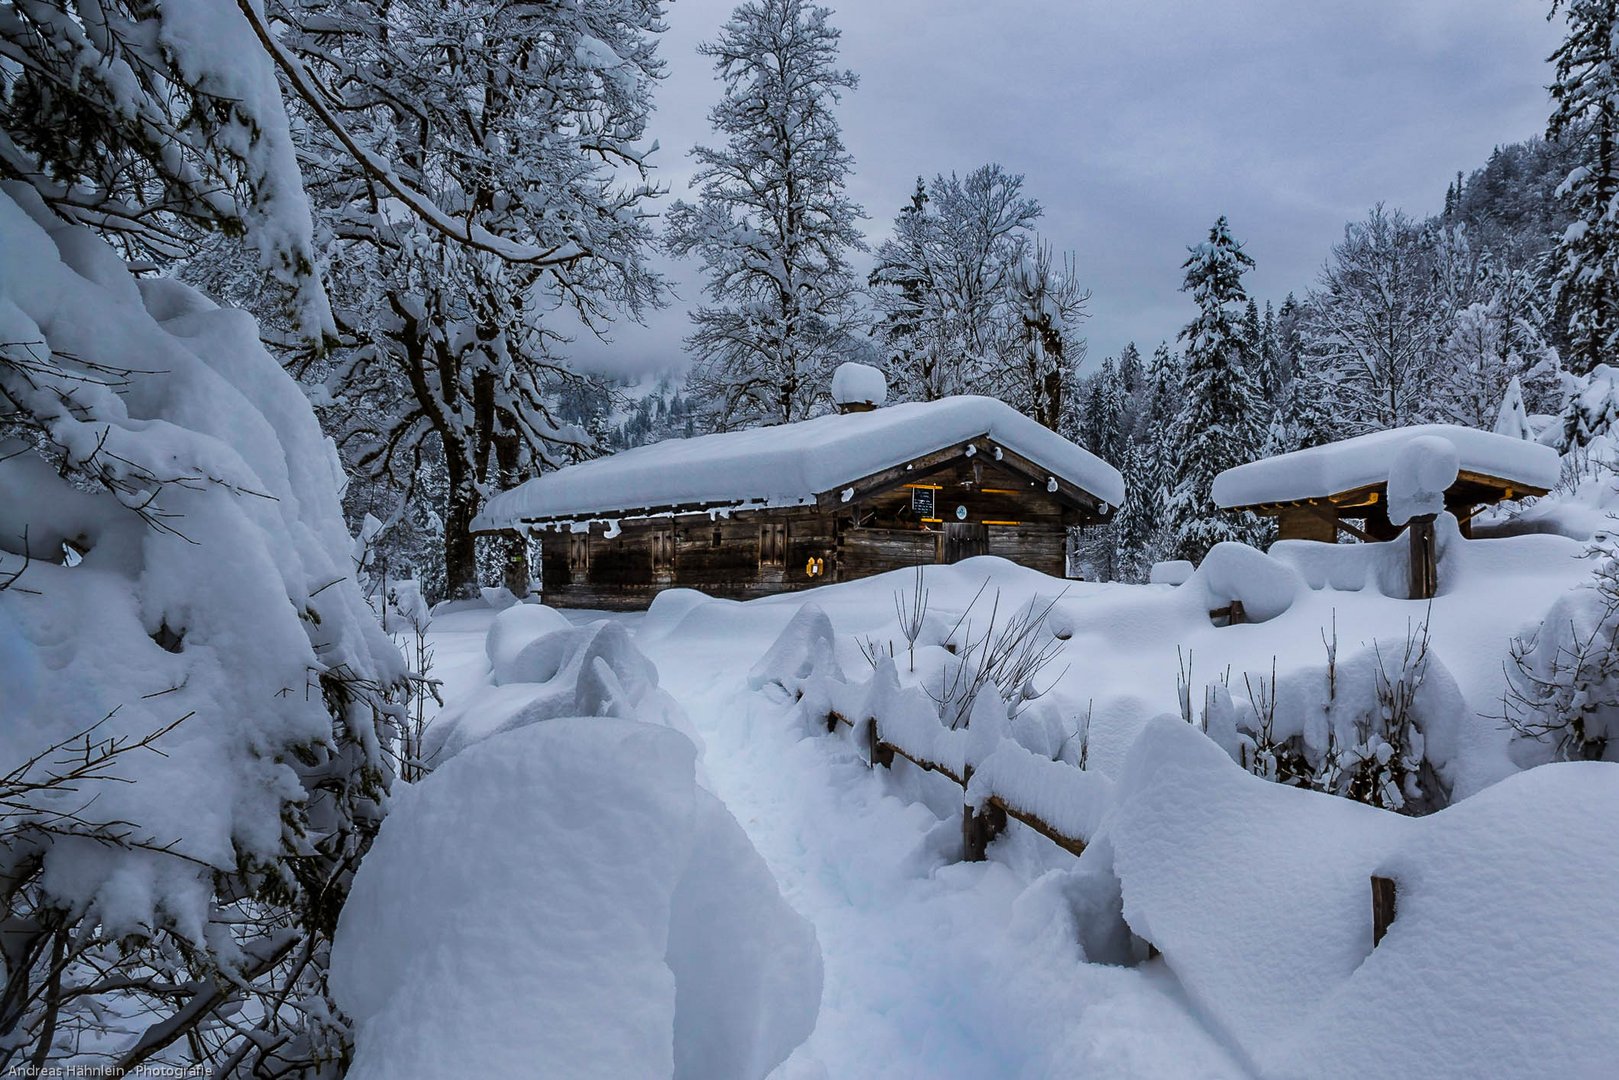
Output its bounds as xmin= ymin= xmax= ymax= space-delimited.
xmin=567 ymin=0 xmax=1563 ymax=380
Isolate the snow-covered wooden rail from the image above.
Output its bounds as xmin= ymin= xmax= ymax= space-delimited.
xmin=823 ymin=708 xmax=1095 ymax=862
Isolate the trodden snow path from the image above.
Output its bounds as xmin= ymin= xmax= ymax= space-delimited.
xmin=635 ymin=607 xmax=1248 ymax=1079
xmin=424 ymin=601 xmax=1246 ymax=1077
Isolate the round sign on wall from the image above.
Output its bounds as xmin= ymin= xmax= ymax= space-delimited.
xmin=955 ymin=505 xmax=968 ymax=520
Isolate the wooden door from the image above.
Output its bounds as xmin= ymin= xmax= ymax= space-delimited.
xmin=942 ymin=522 xmax=988 ymax=563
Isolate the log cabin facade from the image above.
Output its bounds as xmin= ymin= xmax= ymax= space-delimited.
xmin=473 ymin=394 xmax=1125 ymax=610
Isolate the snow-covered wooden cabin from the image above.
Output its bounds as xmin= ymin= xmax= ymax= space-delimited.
xmin=472 ymin=366 xmax=1124 ymax=610
xmin=1211 ymin=424 xmax=1561 ymax=543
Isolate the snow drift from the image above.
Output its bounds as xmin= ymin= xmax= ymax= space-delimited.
xmin=332 ymin=718 xmax=822 ymax=1080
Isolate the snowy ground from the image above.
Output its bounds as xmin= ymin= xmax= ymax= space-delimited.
xmin=425 ymin=596 xmax=1245 ymax=1078
xmin=407 ymin=529 xmax=1612 ymax=1078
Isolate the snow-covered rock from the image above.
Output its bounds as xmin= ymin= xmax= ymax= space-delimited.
xmin=331 ymin=718 xmax=822 ymax=1080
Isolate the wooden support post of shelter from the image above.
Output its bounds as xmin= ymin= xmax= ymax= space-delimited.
xmin=1408 ymin=515 xmax=1437 ymax=601
xmin=1371 ymin=875 xmax=1397 ymax=946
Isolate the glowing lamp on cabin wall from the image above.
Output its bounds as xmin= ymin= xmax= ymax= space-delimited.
xmin=805 ymin=556 xmax=826 ymax=578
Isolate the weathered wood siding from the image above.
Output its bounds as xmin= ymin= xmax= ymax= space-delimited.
xmin=538 ymin=454 xmax=1085 ymax=609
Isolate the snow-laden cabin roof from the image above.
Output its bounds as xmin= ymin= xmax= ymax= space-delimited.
xmin=1211 ymin=423 xmax=1561 ymax=510
xmin=474 ymin=395 xmax=1125 ymax=530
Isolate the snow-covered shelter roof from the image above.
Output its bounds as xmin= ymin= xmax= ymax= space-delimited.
xmin=474 ymin=395 xmax=1125 ymax=530
xmin=1211 ymin=424 xmax=1560 ymax=511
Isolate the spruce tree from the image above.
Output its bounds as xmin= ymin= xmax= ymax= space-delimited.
xmin=1167 ymin=217 xmax=1266 ymax=562
xmin=1548 ymin=0 xmax=1619 ymax=375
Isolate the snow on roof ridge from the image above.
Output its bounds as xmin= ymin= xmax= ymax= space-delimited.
xmin=475 ymin=394 xmax=1124 ymax=530
xmin=1211 ymin=423 xmax=1561 ymax=510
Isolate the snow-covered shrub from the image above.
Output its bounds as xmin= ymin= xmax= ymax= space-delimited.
xmin=1201 ymin=618 xmax=1458 ymax=814
xmin=1504 ymin=532 xmax=1619 ymax=762
xmin=0 ymin=187 xmax=404 ymax=1072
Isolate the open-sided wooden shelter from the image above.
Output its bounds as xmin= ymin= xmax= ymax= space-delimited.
xmin=472 ymin=389 xmax=1124 ymax=610
xmin=1211 ymin=424 xmax=1560 ymax=544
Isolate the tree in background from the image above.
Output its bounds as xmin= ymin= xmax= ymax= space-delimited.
xmin=1167 ymin=217 xmax=1266 ymax=563
xmin=1307 ymin=205 xmax=1438 ymax=432
xmin=1548 ymin=0 xmax=1619 ymax=376
xmin=666 ymin=0 xmax=865 ymax=429
xmin=869 ymin=164 xmax=1046 ymax=402
xmin=1005 ymin=240 xmax=1090 ymax=432
xmin=193 ymin=0 xmax=669 ymax=600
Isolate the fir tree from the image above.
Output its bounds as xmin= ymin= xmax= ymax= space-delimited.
xmin=1548 ymin=0 xmax=1619 ymax=375
xmin=1167 ymin=217 xmax=1266 ymax=563
xmin=1112 ymin=441 xmax=1156 ymax=581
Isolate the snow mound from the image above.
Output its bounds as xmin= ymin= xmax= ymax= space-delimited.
xmin=427 ymin=621 xmax=688 ymax=763
xmin=1094 ymin=717 xmax=1619 ymax=1079
xmin=1386 ymin=434 xmax=1460 ymax=527
xmin=485 ymin=601 xmax=573 ymax=682
xmin=830 ymin=361 xmax=888 ymax=408
xmin=747 ymin=604 xmax=844 ymax=694
xmin=331 ymin=718 xmax=823 ymax=1080
xmin=1148 ymin=559 xmax=1194 ymax=585
xmin=1186 ymin=542 xmax=1306 ymax=622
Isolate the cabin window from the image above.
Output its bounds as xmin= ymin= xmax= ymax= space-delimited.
xmin=652 ymin=527 xmax=673 ymax=572
xmin=760 ymin=522 xmax=788 ymax=567
xmin=568 ymin=532 xmax=590 ymax=574
xmin=711 ymin=525 xmax=723 ymax=547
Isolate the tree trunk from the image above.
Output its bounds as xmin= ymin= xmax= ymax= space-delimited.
xmin=443 ymin=453 xmax=480 ymax=601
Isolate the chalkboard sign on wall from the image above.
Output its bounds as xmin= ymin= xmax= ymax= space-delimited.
xmin=911 ymin=486 xmax=935 ymax=517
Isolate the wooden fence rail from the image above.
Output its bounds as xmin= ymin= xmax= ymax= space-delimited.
xmin=826 ymin=709 xmax=1088 ymax=861
xmin=821 ymin=707 xmax=1399 ymax=952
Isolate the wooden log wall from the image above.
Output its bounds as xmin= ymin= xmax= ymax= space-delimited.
xmin=537 ymin=454 xmax=1082 ymax=608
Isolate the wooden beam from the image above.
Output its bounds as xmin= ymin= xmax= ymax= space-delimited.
xmin=1371 ymin=875 xmax=1397 ymax=946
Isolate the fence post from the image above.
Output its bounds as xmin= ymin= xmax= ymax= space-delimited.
xmin=868 ymin=716 xmax=894 ymax=769
xmin=961 ymin=768 xmax=1007 ymax=862
xmin=1371 ymin=875 xmax=1397 ymax=946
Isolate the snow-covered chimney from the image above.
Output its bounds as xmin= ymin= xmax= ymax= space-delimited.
xmin=831 ymin=362 xmax=887 ymax=414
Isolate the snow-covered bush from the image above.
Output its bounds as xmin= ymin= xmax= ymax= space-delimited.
xmin=1199 ymin=618 xmax=1459 ymax=814
xmin=0 ymin=187 xmax=404 ymax=1071
xmin=1504 ymin=531 xmax=1619 ymax=762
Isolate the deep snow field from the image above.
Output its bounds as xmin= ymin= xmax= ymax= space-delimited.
xmin=337 ymin=525 xmax=1619 ymax=1079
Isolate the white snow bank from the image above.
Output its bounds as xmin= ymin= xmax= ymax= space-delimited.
xmin=1185 ymin=542 xmax=1306 ymax=622
xmin=485 ymin=602 xmax=572 ymax=682
xmin=474 ymin=395 xmax=1125 ymax=529
xmin=1148 ymin=559 xmax=1194 ymax=585
xmin=1386 ymin=434 xmax=1460 ymax=526
xmin=427 ymin=621 xmax=691 ymax=763
xmin=1212 ymin=423 xmax=1559 ymax=509
xmin=1094 ymin=716 xmax=1619 ymax=1079
xmin=830 ymin=361 xmax=887 ymax=408
xmin=966 ymin=739 xmax=1115 ymax=843
xmin=331 ymin=718 xmax=822 ymax=1080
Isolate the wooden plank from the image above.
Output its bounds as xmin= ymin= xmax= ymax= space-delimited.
xmin=1408 ymin=516 xmax=1437 ymax=600
xmin=1371 ymin=875 xmax=1397 ymax=946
